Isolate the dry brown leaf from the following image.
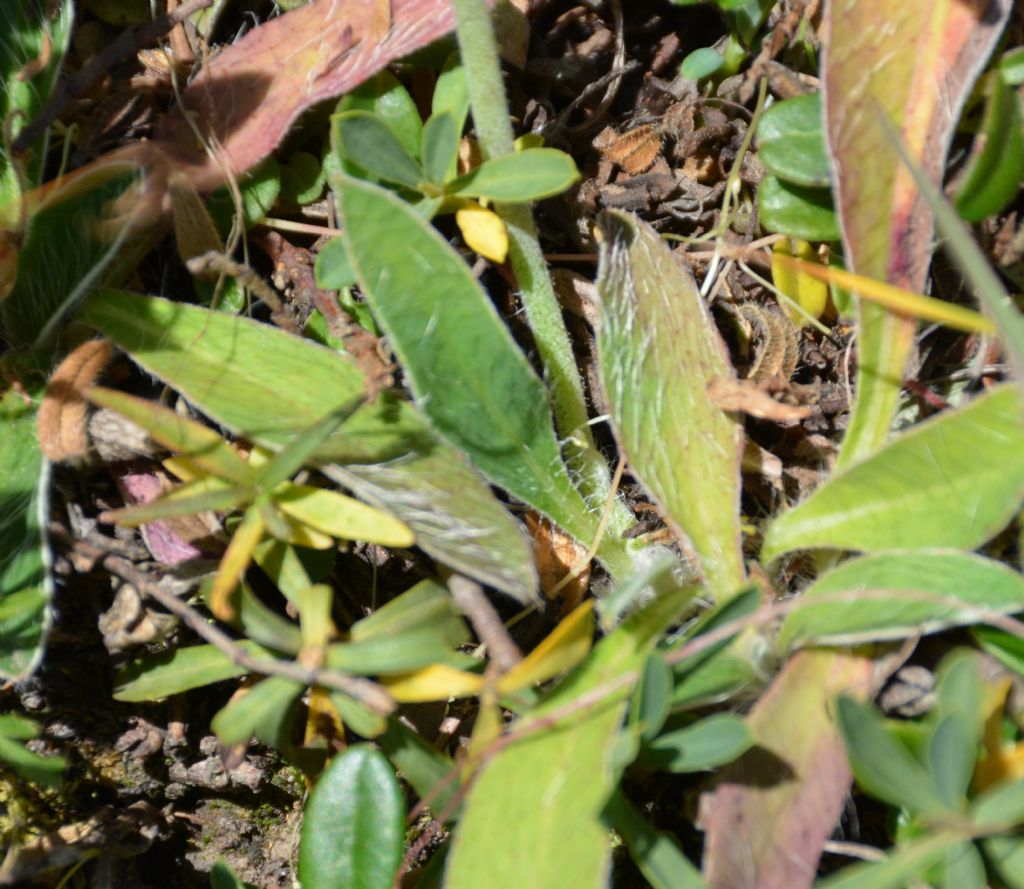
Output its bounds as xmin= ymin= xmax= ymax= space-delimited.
xmin=707 ymin=377 xmax=813 ymax=422
xmin=593 ymin=124 xmax=662 ymax=176
xmin=524 ymin=510 xmax=590 ymax=611
xmin=37 ymin=339 xmax=113 ymax=462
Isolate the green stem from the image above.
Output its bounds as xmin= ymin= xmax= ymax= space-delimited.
xmin=449 ymin=0 xmax=632 ymax=540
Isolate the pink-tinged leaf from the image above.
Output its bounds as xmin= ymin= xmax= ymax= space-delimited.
xmin=700 ymin=650 xmax=875 ymax=889
xmin=116 ymin=469 xmax=208 ymax=566
xmin=154 ymin=0 xmax=464 ymax=194
xmin=824 ymin=0 xmax=1011 ymax=468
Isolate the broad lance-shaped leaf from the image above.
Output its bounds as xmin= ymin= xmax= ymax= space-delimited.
xmin=0 ymin=383 xmax=50 ymax=679
xmin=81 ymin=289 xmax=537 ymax=602
xmin=595 ymin=210 xmax=745 ymax=600
xmin=780 ymin=551 xmax=1024 ymax=650
xmin=824 ymin=0 xmax=1012 ymax=469
xmin=701 ymin=650 xmax=876 ymax=889
xmin=334 ymin=174 xmax=626 ymax=575
xmin=762 ymin=385 xmax=1024 ymax=562
xmin=444 ymin=586 xmax=695 ymax=889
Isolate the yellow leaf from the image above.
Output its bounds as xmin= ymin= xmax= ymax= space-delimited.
xmin=456 ymin=202 xmax=509 ymax=263
xmin=274 ymin=483 xmax=414 ymax=547
xmin=381 ymin=664 xmax=485 ymax=702
xmin=298 ymin=583 xmax=335 ymax=649
xmin=467 ymin=693 xmax=503 ymax=763
xmin=771 ymin=238 xmax=828 ymax=326
xmin=496 ymin=600 xmax=595 ymax=695
xmin=974 ymin=676 xmax=1022 ymax=792
xmin=209 ymin=506 xmax=265 ymax=620
xmin=770 ymin=253 xmax=997 ymax=335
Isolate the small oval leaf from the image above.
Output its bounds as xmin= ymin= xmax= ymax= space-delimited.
xmin=448 ymin=148 xmax=580 ymax=202
xmin=757 ymin=94 xmax=831 ymax=187
xmin=758 ymin=175 xmax=840 ymax=242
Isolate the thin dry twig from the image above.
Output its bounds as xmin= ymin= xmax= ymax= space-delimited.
xmin=446 ymin=573 xmax=523 ymax=672
xmin=66 ymin=536 xmax=396 ymax=714
xmin=13 ymin=0 xmax=214 ymax=155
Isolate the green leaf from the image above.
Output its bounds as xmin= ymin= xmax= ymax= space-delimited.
xmin=680 ymin=47 xmax=724 ymax=81
xmin=326 ymin=455 xmax=537 ymax=603
xmin=813 ymin=833 xmax=955 ymax=889
xmin=762 ymin=385 xmax=1024 ymax=561
xmin=778 ymin=551 xmax=1024 ymax=648
xmin=87 ymin=387 xmax=256 ymax=485
xmin=421 ymin=111 xmax=460 ymax=186
xmin=926 ymin=715 xmax=974 ymax=809
xmin=113 ymin=641 xmax=275 ymax=701
xmin=973 ymin=625 xmax=1024 ymax=677
xmin=670 ymin=652 xmax=757 ymax=710
xmin=257 ymin=396 xmax=364 ymax=491
xmin=210 ymin=860 xmax=252 ymax=889
xmin=596 ymin=209 xmax=745 ymax=599
xmin=298 ymin=746 xmax=403 ymax=889
xmin=315 ymin=237 xmax=357 ymax=290
xmin=980 ymin=834 xmax=1024 ymax=889
xmin=631 ymin=654 xmax=673 ymax=744
xmin=81 ymin=290 xmax=371 ymax=447
xmin=940 ymin=842 xmax=986 ymax=889
xmin=80 ymin=289 xmax=537 ymax=601
xmin=274 ymin=484 xmax=413 ymax=547
xmin=334 ymin=174 xmax=598 ymax=555
xmin=1 ymin=0 xmax=73 ymax=189
xmin=758 ymin=175 xmax=840 ymax=241
xmin=444 ymin=587 xmax=694 ymax=889
xmin=1001 ymin=47 xmax=1024 ymax=85
xmin=338 ymin=70 xmax=423 ymax=161
xmin=333 ymin=111 xmax=424 ymax=189
xmin=431 ymin=52 xmax=469 ymax=137
xmin=0 ymin=383 xmax=49 ymax=679
xmin=280 ymin=151 xmax=326 ymax=206
xmin=208 ymin=157 xmax=281 ymax=233
xmin=604 ymin=790 xmax=708 ymax=889
xmin=325 ymin=631 xmax=470 ymax=676
xmin=757 ymin=94 xmax=831 ymax=187
xmin=835 ymin=696 xmax=949 ymax=815
xmin=350 ymin=579 xmax=463 ymax=643
xmin=377 ymin=717 xmax=461 ymax=818
xmin=448 ymin=148 xmax=580 ymax=201
xmin=211 ymin=676 xmax=304 ymax=747
xmin=639 ymin=713 xmax=753 ymax=772
xmin=3 ymin=165 xmax=148 ymax=349
xmin=329 ymin=691 xmax=388 ymax=739
xmin=954 ymin=71 xmax=1024 ymax=221
xmin=0 ymin=715 xmax=63 ymax=788
xmin=228 ymin=582 xmax=304 ymax=655
xmin=971 ymin=775 xmax=1024 ymax=828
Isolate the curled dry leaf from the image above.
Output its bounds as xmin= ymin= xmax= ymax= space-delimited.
xmin=37 ymin=338 xmax=113 ymax=462
xmin=707 ymin=377 xmax=813 ymax=422
xmin=524 ymin=510 xmax=590 ymax=612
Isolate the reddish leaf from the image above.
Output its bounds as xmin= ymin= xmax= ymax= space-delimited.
xmin=700 ymin=650 xmax=876 ymax=889
xmin=824 ymin=0 xmax=1011 ymax=467
xmin=154 ymin=0 xmax=464 ymax=193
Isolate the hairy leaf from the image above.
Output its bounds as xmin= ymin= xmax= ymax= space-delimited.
xmin=823 ymin=0 xmax=1012 ymax=468
xmin=596 ymin=209 xmax=744 ymax=599
xmin=762 ymin=386 xmax=1024 ymax=561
